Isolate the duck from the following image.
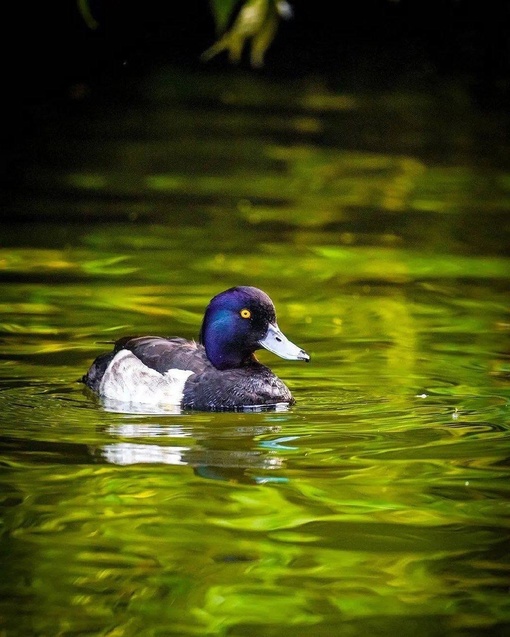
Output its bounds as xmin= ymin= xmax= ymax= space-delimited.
xmin=82 ymin=286 xmax=310 ymax=411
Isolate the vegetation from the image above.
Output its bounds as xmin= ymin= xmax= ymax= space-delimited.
xmin=202 ymin=0 xmax=293 ymax=67
xmin=77 ymin=0 xmax=292 ymax=67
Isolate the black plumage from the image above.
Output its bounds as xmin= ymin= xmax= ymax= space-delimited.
xmin=83 ymin=335 xmax=294 ymax=410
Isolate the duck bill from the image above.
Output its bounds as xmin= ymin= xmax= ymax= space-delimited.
xmin=259 ymin=323 xmax=310 ymax=362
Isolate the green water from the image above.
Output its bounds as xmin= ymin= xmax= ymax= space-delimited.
xmin=1 ymin=67 xmax=510 ymax=636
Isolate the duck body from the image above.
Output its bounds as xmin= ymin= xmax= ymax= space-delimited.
xmin=82 ymin=287 xmax=309 ymax=411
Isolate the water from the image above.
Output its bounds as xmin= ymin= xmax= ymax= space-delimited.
xmin=1 ymin=66 xmax=509 ymax=636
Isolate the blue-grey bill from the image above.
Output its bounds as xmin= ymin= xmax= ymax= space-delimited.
xmin=259 ymin=323 xmax=310 ymax=362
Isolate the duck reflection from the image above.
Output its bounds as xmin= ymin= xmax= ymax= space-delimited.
xmin=98 ymin=407 xmax=294 ymax=484
xmin=100 ymin=396 xmax=292 ymax=415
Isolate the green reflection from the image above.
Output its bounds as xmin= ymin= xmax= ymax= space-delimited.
xmin=1 ymin=65 xmax=510 ymax=637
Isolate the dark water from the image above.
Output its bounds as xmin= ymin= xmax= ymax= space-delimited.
xmin=1 ymin=67 xmax=510 ymax=636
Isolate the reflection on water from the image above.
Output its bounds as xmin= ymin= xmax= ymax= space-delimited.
xmin=1 ymin=65 xmax=509 ymax=636
xmin=101 ymin=396 xmax=292 ymax=415
xmin=101 ymin=419 xmax=286 ymax=479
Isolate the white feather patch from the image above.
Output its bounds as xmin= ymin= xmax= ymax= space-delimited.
xmin=99 ymin=349 xmax=193 ymax=406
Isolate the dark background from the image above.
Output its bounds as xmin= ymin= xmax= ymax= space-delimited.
xmin=4 ymin=0 xmax=510 ymax=111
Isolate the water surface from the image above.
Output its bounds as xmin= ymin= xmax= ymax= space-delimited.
xmin=1 ymin=67 xmax=509 ymax=636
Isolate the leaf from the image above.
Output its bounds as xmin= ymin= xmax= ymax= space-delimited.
xmin=250 ymin=5 xmax=279 ymax=67
xmin=202 ymin=0 xmax=290 ymax=67
xmin=76 ymin=0 xmax=98 ymax=30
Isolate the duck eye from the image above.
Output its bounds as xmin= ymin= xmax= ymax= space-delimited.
xmin=240 ymin=308 xmax=251 ymax=319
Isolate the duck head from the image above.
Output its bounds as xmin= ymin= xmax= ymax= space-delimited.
xmin=199 ymin=286 xmax=310 ymax=370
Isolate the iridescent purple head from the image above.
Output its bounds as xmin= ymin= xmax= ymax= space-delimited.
xmin=199 ymin=286 xmax=310 ymax=370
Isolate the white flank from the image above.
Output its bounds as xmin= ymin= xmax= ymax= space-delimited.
xmin=99 ymin=349 xmax=193 ymax=406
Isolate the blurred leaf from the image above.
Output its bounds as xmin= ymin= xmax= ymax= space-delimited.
xmin=250 ymin=5 xmax=279 ymax=67
xmin=76 ymin=0 xmax=98 ymax=29
xmin=202 ymin=0 xmax=291 ymax=67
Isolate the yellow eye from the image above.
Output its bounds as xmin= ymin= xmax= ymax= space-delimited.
xmin=240 ymin=308 xmax=251 ymax=319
